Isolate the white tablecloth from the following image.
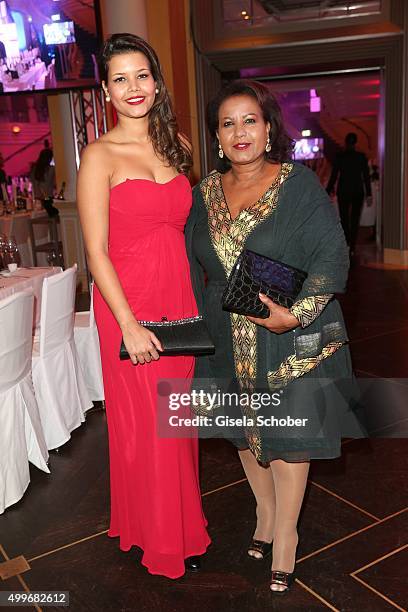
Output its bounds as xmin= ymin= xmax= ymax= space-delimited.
xmin=0 ymin=267 xmax=62 ymax=330
xmin=2 ymin=62 xmax=47 ymax=92
xmin=0 ymin=211 xmax=48 ymax=266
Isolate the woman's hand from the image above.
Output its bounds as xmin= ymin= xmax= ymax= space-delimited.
xmin=246 ymin=293 xmax=300 ymax=334
xmin=121 ymin=318 xmax=163 ymax=365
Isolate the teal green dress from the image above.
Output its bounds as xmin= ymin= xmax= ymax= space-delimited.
xmin=185 ymin=163 xmax=365 ymax=463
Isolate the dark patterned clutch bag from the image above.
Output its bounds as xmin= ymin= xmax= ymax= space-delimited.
xmin=222 ymin=249 xmax=307 ymax=318
xmin=119 ymin=315 xmax=215 ymax=359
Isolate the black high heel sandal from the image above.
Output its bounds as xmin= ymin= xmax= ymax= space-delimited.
xmin=247 ymin=539 xmax=272 ymax=560
xmin=270 ymin=570 xmax=295 ymax=595
xmin=185 ymin=556 xmax=201 ymax=572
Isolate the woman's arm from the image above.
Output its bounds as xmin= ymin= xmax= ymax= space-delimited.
xmin=77 ymin=143 xmax=162 ymax=364
xmin=248 ymin=189 xmax=348 ymax=334
xmin=185 ymin=185 xmax=206 ymax=312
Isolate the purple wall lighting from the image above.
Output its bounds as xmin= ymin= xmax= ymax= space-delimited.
xmin=310 ymin=89 xmax=321 ymax=113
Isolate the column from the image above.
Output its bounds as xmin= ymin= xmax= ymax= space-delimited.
xmin=146 ymin=0 xmax=201 ymax=179
xmin=99 ymin=0 xmax=148 ymax=39
xmin=384 ymin=4 xmax=408 ymax=264
xmin=47 ymin=94 xmax=77 ymax=201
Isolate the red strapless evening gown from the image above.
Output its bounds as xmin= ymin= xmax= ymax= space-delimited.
xmin=93 ymin=175 xmax=210 ymax=579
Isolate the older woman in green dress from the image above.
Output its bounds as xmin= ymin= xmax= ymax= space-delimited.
xmin=186 ymin=80 xmax=363 ymax=594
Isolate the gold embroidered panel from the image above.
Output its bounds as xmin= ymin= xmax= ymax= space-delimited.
xmin=267 ymin=341 xmax=344 ymax=389
xmin=200 ymin=164 xmax=293 ymax=459
xmin=200 ymin=164 xmax=292 ymax=387
xmin=289 ymin=294 xmax=333 ymax=328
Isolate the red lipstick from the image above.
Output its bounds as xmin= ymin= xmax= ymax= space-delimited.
xmin=125 ymin=96 xmax=145 ymax=105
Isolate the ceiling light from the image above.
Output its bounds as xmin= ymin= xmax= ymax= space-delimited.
xmin=12 ymin=125 xmax=21 ymax=134
xmin=301 ymin=129 xmax=311 ymax=137
xmin=51 ymin=13 xmax=60 ymax=21
xmin=241 ymin=10 xmax=247 ymax=15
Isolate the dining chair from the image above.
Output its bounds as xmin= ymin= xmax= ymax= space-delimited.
xmin=32 ymin=265 xmax=93 ymax=450
xmin=28 ymin=215 xmax=64 ymax=267
xmin=0 ymin=291 xmax=50 ymax=514
xmin=74 ymin=282 xmax=105 ymax=402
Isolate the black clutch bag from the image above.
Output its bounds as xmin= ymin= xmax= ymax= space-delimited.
xmin=119 ymin=315 xmax=215 ymax=359
xmin=222 ymin=249 xmax=308 ymax=318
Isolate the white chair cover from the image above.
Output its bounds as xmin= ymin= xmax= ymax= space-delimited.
xmin=74 ymin=283 xmax=104 ymax=401
xmin=32 ymin=265 xmax=93 ymax=450
xmin=0 ymin=291 xmax=49 ymax=515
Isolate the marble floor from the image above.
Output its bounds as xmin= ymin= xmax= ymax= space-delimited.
xmin=0 ymin=236 xmax=407 ymax=612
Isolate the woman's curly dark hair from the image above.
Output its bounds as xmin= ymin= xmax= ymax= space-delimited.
xmin=206 ymin=79 xmax=293 ymax=173
xmin=98 ymin=33 xmax=192 ymax=174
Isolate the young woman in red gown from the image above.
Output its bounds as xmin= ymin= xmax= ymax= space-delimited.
xmin=77 ymin=33 xmax=210 ymax=579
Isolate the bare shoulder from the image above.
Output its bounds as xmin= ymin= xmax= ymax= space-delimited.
xmin=78 ymin=138 xmax=117 ymax=188
xmin=79 ymin=137 xmax=112 ymax=167
xmin=77 ymin=138 xmax=115 ymax=201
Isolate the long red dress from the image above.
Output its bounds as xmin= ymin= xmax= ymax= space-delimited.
xmin=93 ymin=176 xmax=210 ymax=579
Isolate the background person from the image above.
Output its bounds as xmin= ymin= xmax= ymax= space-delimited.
xmin=326 ymin=132 xmax=372 ymax=255
xmin=30 ymin=148 xmax=58 ymax=216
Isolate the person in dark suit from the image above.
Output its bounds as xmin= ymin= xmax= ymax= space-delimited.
xmin=327 ymin=132 xmax=372 ymax=254
xmin=0 ymin=153 xmax=7 ymax=187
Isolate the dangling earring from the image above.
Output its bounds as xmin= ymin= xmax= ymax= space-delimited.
xmin=218 ymin=143 xmax=224 ymax=159
xmin=155 ymin=87 xmax=159 ymax=94
xmin=105 ymin=92 xmax=110 ymax=102
xmin=265 ymin=137 xmax=271 ymax=153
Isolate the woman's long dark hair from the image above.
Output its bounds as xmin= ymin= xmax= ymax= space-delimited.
xmin=99 ymin=33 xmax=192 ymax=174
xmin=34 ymin=149 xmax=53 ymax=182
xmin=207 ymin=79 xmax=293 ymax=173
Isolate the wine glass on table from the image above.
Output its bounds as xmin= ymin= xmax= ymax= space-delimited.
xmin=0 ymin=233 xmax=7 ymax=269
xmin=5 ymin=236 xmax=21 ymax=267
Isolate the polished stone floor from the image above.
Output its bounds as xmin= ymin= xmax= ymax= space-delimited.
xmin=1 ymin=236 xmax=407 ymax=611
